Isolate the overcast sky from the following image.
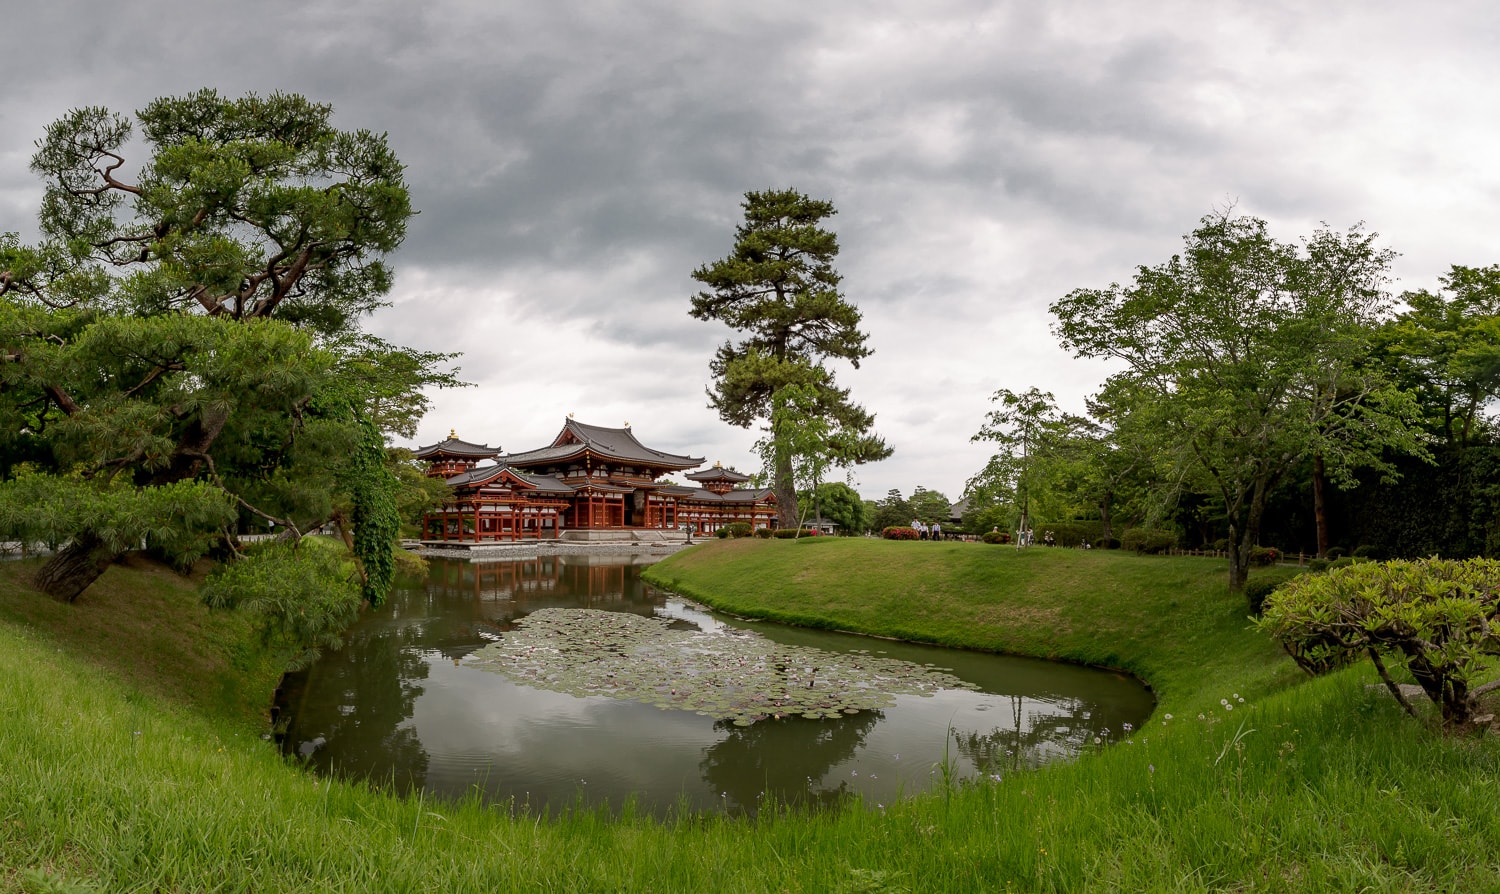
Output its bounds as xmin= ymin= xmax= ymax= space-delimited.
xmin=3 ymin=1 xmax=1498 ymax=500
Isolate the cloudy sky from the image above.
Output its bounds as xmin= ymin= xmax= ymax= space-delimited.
xmin=3 ymin=2 xmax=1498 ymax=500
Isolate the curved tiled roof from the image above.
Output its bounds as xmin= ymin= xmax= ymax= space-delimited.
xmin=662 ymin=487 xmax=776 ymax=504
xmin=445 ymin=464 xmax=575 ymax=494
xmin=414 ymin=436 xmax=500 ymax=460
xmin=685 ymin=465 xmax=751 ymax=483
xmin=503 ymin=419 xmax=704 ymax=471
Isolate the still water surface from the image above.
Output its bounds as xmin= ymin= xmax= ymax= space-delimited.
xmin=277 ymin=554 xmax=1154 ymax=815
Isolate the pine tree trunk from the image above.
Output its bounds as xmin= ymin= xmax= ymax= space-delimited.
xmin=774 ymin=449 xmax=799 ymax=529
xmin=34 ymin=533 xmax=118 ymax=603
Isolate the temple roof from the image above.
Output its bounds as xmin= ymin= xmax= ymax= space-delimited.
xmin=445 ymin=464 xmax=575 ymax=494
xmin=659 ymin=486 xmax=776 ymax=504
xmin=685 ymin=464 xmax=751 ymax=484
xmin=502 ymin=419 xmax=704 ymax=471
xmin=414 ymin=434 xmax=501 ymax=460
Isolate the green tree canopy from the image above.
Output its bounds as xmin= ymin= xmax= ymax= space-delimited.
xmin=691 ymin=188 xmax=890 ymax=527
xmin=0 ymin=90 xmax=453 ymax=604
xmin=1378 ymin=264 xmax=1500 ymax=450
xmin=1052 ymin=210 xmax=1422 ymax=591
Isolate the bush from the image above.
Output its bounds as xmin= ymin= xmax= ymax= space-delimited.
xmin=1244 ymin=567 xmax=1308 ymax=616
xmin=1326 ymin=546 xmax=1346 ymax=559
xmin=753 ymin=527 xmax=774 ymax=538
xmin=883 ymin=526 xmax=919 ymax=540
xmin=715 ymin=528 xmax=730 ymax=539
xmin=1039 ymin=521 xmax=1103 ymax=548
xmin=1122 ymin=528 xmax=1178 ymax=555
xmin=1307 ymin=558 xmax=1330 ymax=573
xmin=724 ymin=522 xmax=753 ymax=539
xmin=202 ymin=541 xmax=362 ymax=671
xmin=1094 ymin=537 xmax=1121 ymax=550
xmin=981 ymin=530 xmax=1011 ymax=544
xmin=773 ymin=528 xmax=817 ymax=539
xmin=1257 ymin=558 xmax=1500 ymax=726
xmin=1351 ymin=544 xmax=1383 ymax=560
xmin=1211 ymin=538 xmax=1230 ymax=552
xmin=1248 ymin=546 xmax=1280 ymax=567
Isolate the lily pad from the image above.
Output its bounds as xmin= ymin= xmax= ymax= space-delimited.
xmin=468 ymin=608 xmax=975 ymax=724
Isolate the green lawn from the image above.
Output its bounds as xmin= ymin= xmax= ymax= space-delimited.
xmin=0 ymin=542 xmax=1496 ymax=892
xmin=645 ymin=537 xmax=1297 ymax=708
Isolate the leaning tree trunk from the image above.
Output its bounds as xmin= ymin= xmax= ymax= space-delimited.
xmin=34 ymin=533 xmax=119 ymax=603
xmin=37 ymin=406 xmax=233 ymax=602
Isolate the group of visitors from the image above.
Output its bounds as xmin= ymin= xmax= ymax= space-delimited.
xmin=911 ymin=519 xmax=944 ymax=540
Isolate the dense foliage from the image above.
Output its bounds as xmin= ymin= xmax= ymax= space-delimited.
xmin=966 ymin=210 xmax=1500 ymax=586
xmin=0 ymin=90 xmax=456 ymax=604
xmin=1258 ymin=558 xmax=1500 ymax=726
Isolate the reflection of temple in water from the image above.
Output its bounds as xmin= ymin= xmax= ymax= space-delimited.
xmin=434 ymin=554 xmax=659 ymax=617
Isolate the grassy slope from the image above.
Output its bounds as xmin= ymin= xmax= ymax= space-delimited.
xmin=0 ymin=556 xmax=282 ymax=725
xmin=0 ymin=545 xmax=1497 ymax=892
xmin=646 ymin=537 xmax=1297 ymax=708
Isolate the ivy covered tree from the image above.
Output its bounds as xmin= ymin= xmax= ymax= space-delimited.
xmin=0 ymin=90 xmax=455 ymax=604
xmin=691 ymin=188 xmax=891 ymax=528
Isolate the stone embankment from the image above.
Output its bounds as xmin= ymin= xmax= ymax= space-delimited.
xmin=408 ymin=537 xmax=699 ymax=561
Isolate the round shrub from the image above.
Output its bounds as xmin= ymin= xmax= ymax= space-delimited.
xmin=1122 ymin=528 xmax=1178 ymax=555
xmin=1243 ymin=569 xmax=1303 ymax=616
xmin=980 ymin=530 xmax=1011 ymax=544
xmin=715 ymin=528 xmax=730 ymax=539
xmin=1307 ymin=558 xmax=1330 ymax=573
xmin=1326 ymin=546 xmax=1346 ymax=560
xmin=882 ymin=526 xmax=919 ymax=541
xmin=724 ymin=522 xmax=753 ymax=539
xmin=1257 ymin=558 xmax=1500 ymax=726
xmin=753 ymin=527 xmax=774 ymax=538
xmin=1248 ymin=546 xmax=1280 ymax=567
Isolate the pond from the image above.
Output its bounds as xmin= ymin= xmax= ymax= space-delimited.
xmin=275 ymin=554 xmax=1155 ymax=816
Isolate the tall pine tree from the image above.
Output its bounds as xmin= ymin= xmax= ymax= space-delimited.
xmin=691 ymin=188 xmax=890 ymax=527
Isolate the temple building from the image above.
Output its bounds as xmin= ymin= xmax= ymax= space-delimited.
xmin=416 ymin=419 xmax=776 ymax=542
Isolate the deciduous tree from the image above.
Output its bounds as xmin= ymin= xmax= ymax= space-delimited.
xmin=1052 ymin=211 xmax=1420 ymax=591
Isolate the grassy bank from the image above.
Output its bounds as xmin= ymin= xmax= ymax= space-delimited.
xmin=645 ymin=537 xmax=1296 ymax=709
xmin=1 ymin=544 xmax=1498 ymax=891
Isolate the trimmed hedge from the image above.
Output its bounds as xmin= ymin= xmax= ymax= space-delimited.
xmin=981 ymin=530 xmax=1011 ymax=544
xmin=1036 ymin=521 xmax=1104 ymax=548
xmin=772 ymin=528 xmax=818 ymax=539
xmin=882 ymin=526 xmax=919 ymax=540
